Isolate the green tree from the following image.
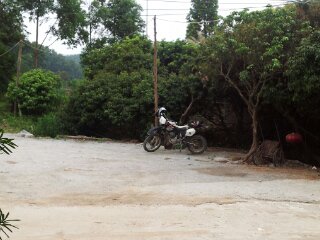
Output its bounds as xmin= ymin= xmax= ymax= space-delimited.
xmin=266 ymin=29 xmax=320 ymax=136
xmin=201 ymin=6 xmax=307 ymax=160
xmin=7 ymin=69 xmax=61 ymax=115
xmin=157 ymin=40 xmax=207 ymax=124
xmin=63 ymin=36 xmax=153 ymax=139
xmin=287 ymin=30 xmax=320 ymax=110
xmin=186 ymin=0 xmax=218 ymax=40
xmin=295 ymin=0 xmax=320 ymax=27
xmin=82 ymin=35 xmax=152 ymax=79
xmin=0 ymin=0 xmax=23 ymax=92
xmin=86 ymin=0 xmax=144 ymax=45
xmin=18 ymin=0 xmax=87 ymax=67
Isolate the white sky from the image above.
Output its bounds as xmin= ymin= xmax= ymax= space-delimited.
xmin=25 ymin=0 xmax=287 ymax=55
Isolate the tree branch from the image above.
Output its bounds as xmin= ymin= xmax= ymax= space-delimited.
xmin=220 ymin=63 xmax=250 ymax=107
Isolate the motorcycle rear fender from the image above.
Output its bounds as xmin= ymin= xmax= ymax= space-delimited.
xmin=185 ymin=128 xmax=196 ymax=137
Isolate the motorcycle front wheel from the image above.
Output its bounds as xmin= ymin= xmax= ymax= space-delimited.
xmin=187 ymin=135 xmax=207 ymax=154
xmin=143 ymin=134 xmax=162 ymax=152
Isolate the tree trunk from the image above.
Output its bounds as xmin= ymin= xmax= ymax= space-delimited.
xmin=244 ymin=108 xmax=259 ymax=162
xmin=179 ymin=95 xmax=194 ymax=125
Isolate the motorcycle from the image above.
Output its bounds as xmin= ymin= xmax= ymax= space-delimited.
xmin=143 ymin=107 xmax=207 ymax=154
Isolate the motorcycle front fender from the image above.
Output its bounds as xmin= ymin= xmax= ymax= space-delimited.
xmin=147 ymin=126 xmax=162 ymax=136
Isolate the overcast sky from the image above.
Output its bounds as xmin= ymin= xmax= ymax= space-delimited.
xmin=25 ymin=0 xmax=287 ymax=55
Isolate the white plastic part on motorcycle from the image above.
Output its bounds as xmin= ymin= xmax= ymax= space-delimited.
xmin=159 ymin=116 xmax=167 ymax=125
xmin=186 ymin=128 xmax=196 ymax=136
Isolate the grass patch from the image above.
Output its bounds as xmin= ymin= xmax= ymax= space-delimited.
xmin=0 ymin=113 xmax=36 ymax=133
xmin=1 ymin=94 xmax=36 ymax=133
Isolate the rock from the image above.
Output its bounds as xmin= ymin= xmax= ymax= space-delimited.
xmin=312 ymin=166 xmax=317 ymax=170
xmin=17 ymin=130 xmax=34 ymax=138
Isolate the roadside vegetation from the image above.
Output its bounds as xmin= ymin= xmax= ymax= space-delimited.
xmin=0 ymin=0 xmax=320 ymax=165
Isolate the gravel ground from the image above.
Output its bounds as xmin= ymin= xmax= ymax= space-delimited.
xmin=0 ymin=134 xmax=320 ymax=240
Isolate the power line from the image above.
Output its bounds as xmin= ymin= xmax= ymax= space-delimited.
xmin=141 ymin=13 xmax=187 ymax=16
xmin=0 ymin=42 xmax=19 ymax=58
xmin=142 ymin=0 xmax=286 ymax=3
xmin=143 ymin=3 xmax=286 ymax=16
xmin=157 ymin=18 xmax=220 ymax=24
xmin=22 ymin=41 xmax=50 ymax=54
xmin=154 ymin=2 xmax=288 ymax=23
xmin=146 ymin=3 xmax=285 ymax=11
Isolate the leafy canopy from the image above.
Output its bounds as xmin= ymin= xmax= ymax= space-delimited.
xmin=186 ymin=0 xmax=218 ymax=39
xmin=86 ymin=0 xmax=144 ymax=45
xmin=7 ymin=69 xmax=61 ymax=115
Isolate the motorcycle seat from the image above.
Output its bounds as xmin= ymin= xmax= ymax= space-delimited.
xmin=174 ymin=125 xmax=188 ymax=130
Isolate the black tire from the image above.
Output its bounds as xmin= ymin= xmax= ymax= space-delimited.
xmin=143 ymin=134 xmax=162 ymax=152
xmin=187 ymin=135 xmax=207 ymax=154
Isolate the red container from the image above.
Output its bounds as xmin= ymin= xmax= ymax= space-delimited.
xmin=285 ymin=132 xmax=303 ymax=144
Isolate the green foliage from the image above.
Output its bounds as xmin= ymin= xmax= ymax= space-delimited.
xmin=82 ymin=35 xmax=152 ymax=79
xmin=158 ymin=40 xmax=198 ymax=76
xmin=0 ymin=209 xmax=19 ymax=240
xmin=295 ymin=0 xmax=320 ymax=27
xmin=18 ymin=0 xmax=87 ymax=46
xmin=6 ymin=69 xmax=61 ymax=115
xmin=54 ymin=0 xmax=88 ymax=45
xmin=64 ymin=36 xmax=154 ymax=138
xmin=87 ymin=0 xmax=144 ymax=45
xmin=63 ymin=71 xmax=153 ymax=138
xmin=202 ymin=6 xmax=307 ymax=110
xmin=0 ymin=114 xmax=35 ymax=133
xmin=0 ymin=1 xmax=23 ymax=92
xmin=67 ymin=35 xmax=207 ymax=138
xmin=0 ymin=129 xmax=17 ymax=155
xmin=34 ymin=113 xmax=62 ymax=138
xmin=186 ymin=0 xmax=218 ymax=39
xmin=20 ymin=43 xmax=83 ymax=80
xmin=287 ymin=30 xmax=320 ymax=104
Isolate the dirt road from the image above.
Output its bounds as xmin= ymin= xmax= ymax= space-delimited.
xmin=1 ymin=135 xmax=320 ymax=240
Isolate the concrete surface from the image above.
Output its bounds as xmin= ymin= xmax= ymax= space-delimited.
xmin=0 ymin=135 xmax=320 ymax=240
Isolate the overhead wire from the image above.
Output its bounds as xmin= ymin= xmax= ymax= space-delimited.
xmin=147 ymin=2 xmax=287 ymax=23
xmin=157 ymin=18 xmax=220 ymax=23
xmin=145 ymin=3 xmax=286 ymax=12
xmin=0 ymin=42 xmax=20 ymax=58
xmin=142 ymin=0 xmax=287 ymax=3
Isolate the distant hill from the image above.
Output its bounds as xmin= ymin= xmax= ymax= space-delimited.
xmin=21 ymin=42 xmax=83 ymax=80
xmin=65 ymin=54 xmax=81 ymax=64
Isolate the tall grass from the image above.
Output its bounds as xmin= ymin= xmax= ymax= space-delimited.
xmin=33 ymin=113 xmax=63 ymax=138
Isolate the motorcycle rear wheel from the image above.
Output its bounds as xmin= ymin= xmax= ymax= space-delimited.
xmin=187 ymin=135 xmax=207 ymax=154
xmin=143 ymin=134 xmax=162 ymax=152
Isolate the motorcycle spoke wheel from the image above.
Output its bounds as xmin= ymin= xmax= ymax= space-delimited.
xmin=187 ymin=135 xmax=207 ymax=154
xmin=143 ymin=134 xmax=161 ymax=152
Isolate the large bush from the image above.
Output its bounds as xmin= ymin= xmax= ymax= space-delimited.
xmin=62 ymin=71 xmax=153 ymax=139
xmin=7 ymin=69 xmax=61 ymax=115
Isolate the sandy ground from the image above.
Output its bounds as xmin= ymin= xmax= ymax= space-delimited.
xmin=0 ymin=135 xmax=320 ymax=240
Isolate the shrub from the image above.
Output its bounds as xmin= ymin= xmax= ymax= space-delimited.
xmin=62 ymin=71 xmax=154 ymax=139
xmin=34 ymin=113 xmax=62 ymax=138
xmin=7 ymin=69 xmax=61 ymax=115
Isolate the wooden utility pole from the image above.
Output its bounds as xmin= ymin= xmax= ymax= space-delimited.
xmin=153 ymin=15 xmax=158 ymax=126
xmin=146 ymin=0 xmax=149 ymax=36
xmin=14 ymin=39 xmax=23 ymax=116
xmin=34 ymin=15 xmax=39 ymax=68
